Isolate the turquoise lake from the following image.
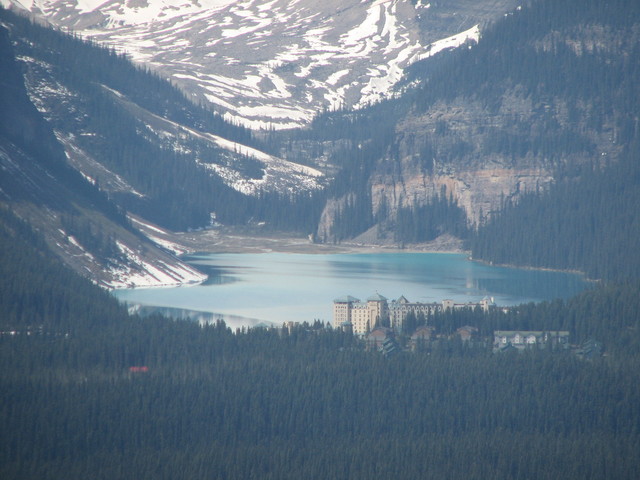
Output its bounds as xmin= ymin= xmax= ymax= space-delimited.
xmin=113 ymin=252 xmax=590 ymax=329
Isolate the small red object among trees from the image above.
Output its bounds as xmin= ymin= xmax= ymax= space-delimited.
xmin=128 ymin=366 xmax=149 ymax=373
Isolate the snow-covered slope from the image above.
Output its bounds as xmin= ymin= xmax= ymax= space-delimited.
xmin=0 ymin=13 xmax=209 ymax=289
xmin=99 ymin=84 xmax=323 ymax=195
xmin=0 ymin=132 xmax=208 ymax=289
xmin=1 ymin=0 xmax=518 ymax=129
xmin=13 ymin=41 xmax=323 ymax=198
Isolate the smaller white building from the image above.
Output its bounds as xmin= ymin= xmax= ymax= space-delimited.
xmin=443 ymin=296 xmax=495 ymax=312
xmin=493 ymin=330 xmax=570 ymax=351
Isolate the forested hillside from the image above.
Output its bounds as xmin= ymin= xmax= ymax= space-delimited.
xmin=0 ymin=207 xmax=129 ymax=333
xmin=462 ymin=0 xmax=640 ymax=280
xmin=0 ymin=17 xmax=217 ymax=287
xmin=0 ymin=22 xmax=122 ymax=223
xmin=471 ymin=139 xmax=640 ymax=280
xmin=1 ymin=207 xmax=639 ymax=479
xmin=279 ymin=0 xmax=640 ymax=246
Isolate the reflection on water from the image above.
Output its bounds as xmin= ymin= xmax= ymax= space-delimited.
xmin=181 ymin=257 xmax=241 ymax=286
xmin=474 ymin=269 xmax=589 ymax=301
xmin=128 ymin=304 xmax=271 ymax=330
xmin=113 ymin=253 xmax=589 ymax=326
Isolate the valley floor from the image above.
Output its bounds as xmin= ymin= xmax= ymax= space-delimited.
xmin=163 ymin=225 xmax=467 ymax=255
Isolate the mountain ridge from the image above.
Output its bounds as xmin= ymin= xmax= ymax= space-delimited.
xmin=1 ymin=0 xmax=519 ymax=129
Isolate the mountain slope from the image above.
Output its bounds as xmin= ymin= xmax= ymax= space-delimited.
xmin=1 ymin=0 xmax=519 ymax=129
xmin=0 ymin=204 xmax=131 ymax=330
xmin=0 ymin=22 xmax=206 ymax=287
xmin=297 ymin=0 xmax=640 ymax=245
xmin=1 ymin=7 xmax=325 ymax=234
xmin=471 ymin=135 xmax=640 ymax=281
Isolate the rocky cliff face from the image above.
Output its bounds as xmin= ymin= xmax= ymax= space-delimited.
xmin=370 ymin=166 xmax=554 ymax=227
xmin=317 ymin=164 xmax=555 ymax=244
xmin=371 ymin=94 xmax=561 ymax=226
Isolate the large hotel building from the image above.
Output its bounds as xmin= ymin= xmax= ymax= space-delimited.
xmin=333 ymin=293 xmax=494 ymax=335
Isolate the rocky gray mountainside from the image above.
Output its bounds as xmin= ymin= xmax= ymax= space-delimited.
xmin=1 ymin=0 xmax=519 ymax=129
xmin=308 ymin=1 xmax=638 ymax=242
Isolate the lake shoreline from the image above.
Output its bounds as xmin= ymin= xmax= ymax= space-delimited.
xmin=131 ymin=214 xmax=467 ymax=256
xmin=131 ymin=218 xmax=595 ymax=289
xmin=469 ymin=257 xmax=597 ymax=283
xmin=171 ymin=226 xmax=468 ymax=256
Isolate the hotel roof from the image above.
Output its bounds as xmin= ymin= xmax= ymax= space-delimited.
xmin=333 ymin=295 xmax=360 ymax=303
xmin=367 ymin=293 xmax=387 ymax=302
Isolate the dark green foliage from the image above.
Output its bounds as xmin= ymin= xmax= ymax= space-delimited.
xmin=320 ymin=125 xmax=397 ymax=240
xmin=426 ymin=281 xmax=640 ymax=356
xmin=1 ymin=207 xmax=640 ymax=479
xmin=0 ymin=206 xmax=128 ymax=332
xmin=407 ymin=0 xmax=640 ymax=171
xmin=60 ymin=213 xmax=121 ymax=262
xmin=394 ymin=188 xmax=469 ymax=243
xmin=1 ymin=291 xmax=639 ymax=479
xmin=328 ymin=186 xmax=374 ymax=241
xmin=253 ymin=189 xmax=327 ymax=234
xmin=411 ymin=0 xmax=640 ymax=112
xmin=471 ymin=142 xmax=640 ymax=281
xmin=456 ymin=0 xmax=640 ymax=280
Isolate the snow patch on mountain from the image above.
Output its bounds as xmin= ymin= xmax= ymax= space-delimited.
xmin=107 ymin=240 xmax=206 ymax=289
xmin=128 ymin=216 xmax=191 ymax=256
xmin=413 ymin=24 xmax=480 ymax=63
xmin=98 ymin=84 xmax=324 ymax=194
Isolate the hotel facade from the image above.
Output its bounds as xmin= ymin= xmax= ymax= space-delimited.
xmin=333 ymin=293 xmax=495 ymax=335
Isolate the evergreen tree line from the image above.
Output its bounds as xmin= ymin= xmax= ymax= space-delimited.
xmin=422 ymin=0 xmax=640 ymax=281
xmin=58 ymin=212 xmax=122 ymax=262
xmin=0 ymin=206 xmax=128 ymax=332
xmin=471 ymin=135 xmax=640 ymax=281
xmin=406 ymin=0 xmax=640 ymax=171
xmin=1 ymin=207 xmax=640 ymax=479
xmin=393 ymin=188 xmax=469 ymax=244
xmin=410 ymin=0 xmax=640 ymax=117
xmin=321 ymin=127 xmax=397 ymax=240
